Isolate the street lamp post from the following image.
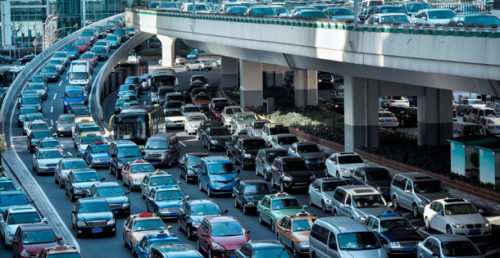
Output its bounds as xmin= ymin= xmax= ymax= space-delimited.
xmin=43 ymin=15 xmax=58 ymax=51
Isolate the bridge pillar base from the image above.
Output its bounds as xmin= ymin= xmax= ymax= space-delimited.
xmin=240 ymin=59 xmax=263 ymax=108
xmin=294 ymin=70 xmax=318 ymax=107
xmin=344 ymin=76 xmax=379 ymax=152
xmin=221 ymin=56 xmax=239 ymax=88
xmin=418 ymin=88 xmax=452 ymax=146
xmin=157 ymin=35 xmax=176 ymax=67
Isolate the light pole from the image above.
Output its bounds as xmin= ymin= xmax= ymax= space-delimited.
xmin=43 ymin=15 xmax=58 ymax=51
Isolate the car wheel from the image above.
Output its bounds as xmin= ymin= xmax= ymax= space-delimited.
xmin=424 ymin=217 xmax=430 ymax=230
xmin=196 ymin=239 xmax=202 ymax=252
xmin=258 ymin=213 xmax=263 ymax=224
xmin=412 ymin=203 xmax=419 ymax=217
xmin=242 ymin=205 xmax=248 ymax=214
xmin=234 ymin=198 xmax=239 ymax=208
xmin=446 ymin=225 xmax=453 ymax=235
xmin=321 ymin=201 xmax=327 ymax=213
xmin=207 ymin=187 xmax=213 ymax=197
xmin=208 ymin=249 xmax=213 ymax=258
xmin=292 ymin=244 xmax=298 ymax=257
xmin=333 ymin=209 xmax=338 ymax=216
xmin=198 ymin=181 xmax=203 ymax=192
xmin=255 ymin=168 xmax=259 ymax=176
xmin=392 ymin=195 xmax=399 ymax=209
xmin=271 ymin=177 xmax=275 ymax=188
xmin=187 ymin=226 xmax=194 ymax=239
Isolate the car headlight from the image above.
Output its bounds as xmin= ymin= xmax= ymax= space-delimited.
xmin=453 ymin=223 xmax=464 ymax=228
xmin=107 ymin=219 xmax=115 ymax=225
xmin=420 ymin=199 xmax=429 ymax=206
xmin=299 ymin=241 xmax=309 ymax=247
xmin=191 ymin=221 xmax=200 ymax=227
xmin=210 ymin=140 xmax=218 ymax=144
xmin=340 ymin=168 xmax=348 ymax=173
xmin=309 ymin=174 xmax=315 ymax=180
xmin=20 ymin=249 xmax=29 ymax=257
xmin=282 ymin=175 xmax=292 ymax=181
xmin=212 ymin=242 xmax=223 ymax=250
xmin=359 ymin=216 xmax=366 ymax=222
xmin=77 ymin=220 xmax=86 ymax=227
xmin=210 ymin=178 xmax=217 ymax=183
xmin=159 ymin=208 xmax=169 ymax=212
xmin=388 ymin=241 xmax=401 ymax=247
xmin=244 ymin=153 xmax=252 ymax=158
xmin=122 ymin=202 xmax=130 ymax=208
xmin=325 ymin=198 xmax=333 ymax=204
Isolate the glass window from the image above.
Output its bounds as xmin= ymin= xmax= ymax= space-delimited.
xmin=8 ymin=211 xmax=41 ymax=224
xmin=22 ymin=229 xmax=55 ymax=244
xmin=150 ymin=176 xmax=175 ymax=186
xmin=414 ymin=180 xmax=447 ymax=194
xmin=271 ymin=198 xmax=301 ymax=210
xmin=207 ymin=163 xmax=235 ymax=174
xmin=190 ymin=203 xmax=221 ymax=216
xmin=133 ymin=219 xmax=166 ymax=231
xmin=441 ymin=241 xmax=481 ymax=256
xmin=96 ymin=186 xmax=124 ymax=197
xmin=62 ymin=160 xmax=87 ymax=170
xmin=380 ymin=219 xmax=413 ymax=232
xmin=210 ymin=221 xmax=244 ymax=237
xmin=292 ymin=219 xmax=312 ymax=232
xmin=445 ymin=203 xmax=478 ymax=215
xmin=352 ymin=194 xmax=386 ymax=208
xmin=337 ymin=232 xmax=381 ymax=250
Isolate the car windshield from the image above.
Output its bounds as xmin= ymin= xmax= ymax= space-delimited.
xmin=54 ymin=53 xmax=66 ymax=58
xmin=39 ymin=150 xmax=62 ymax=159
xmin=96 ymin=186 xmax=124 ymax=197
xmin=65 ymin=90 xmax=83 ymax=98
xmin=90 ymin=145 xmax=109 ymax=153
xmin=380 ymin=6 xmax=405 ymax=13
xmin=184 ymin=106 xmax=200 ymax=113
xmin=0 ymin=194 xmax=29 ymax=206
xmin=266 ymin=151 xmax=287 ymax=163
xmin=106 ymin=35 xmax=117 ymax=41
xmin=337 ymin=232 xmax=381 ymax=250
xmin=327 ymin=8 xmax=353 ymax=15
xmin=167 ymin=95 xmax=183 ymax=102
xmin=208 ymin=163 xmax=235 ymax=174
xmin=365 ymin=170 xmax=391 ymax=181
xmin=271 ymin=198 xmax=301 ymax=210
xmin=82 ymin=53 xmax=95 ymax=59
xmin=26 ymin=114 xmax=43 ymax=122
xmin=353 ymin=194 xmax=387 ymax=208
xmin=252 ymin=121 xmax=267 ymax=129
xmin=24 ymin=96 xmax=40 ymax=104
xmin=243 ymin=140 xmax=267 ymax=150
xmin=72 ymin=107 xmax=89 ymax=115
xmin=237 ymin=113 xmax=257 ymax=121
xmin=406 ymin=3 xmax=430 ymax=12
xmin=42 ymin=66 xmax=56 ymax=73
xmin=130 ymin=164 xmax=155 ymax=173
xmin=380 ymin=219 xmax=413 ymax=232
xmin=188 ymin=115 xmax=206 ymax=121
xmin=20 ymin=107 xmax=37 ymax=115
xmin=31 ymin=123 xmax=48 ymax=130
xmin=252 ymin=7 xmax=275 ymax=16
xmin=43 ymin=253 xmax=81 ymax=258
xmin=8 ymin=211 xmax=40 ymax=224
xmin=93 ymin=47 xmax=105 ymax=53
xmin=73 ymin=172 xmax=99 ymax=182
xmin=63 ymin=160 xmax=87 ymax=170
xmin=125 ymin=77 xmax=138 ymax=84
xmin=225 ymin=108 xmax=242 ymax=115
xmin=165 ymin=110 xmax=183 ymax=117
xmin=32 ymin=130 xmax=52 ymax=139
xmin=75 ymin=40 xmax=86 ymax=46
xmin=445 ymin=203 xmax=478 ymax=215
xmin=81 ymin=30 xmax=93 ymax=36
xmin=322 ymin=181 xmax=347 ymax=192
xmin=187 ymin=4 xmax=209 ymax=11
xmin=133 ymin=219 xmax=166 ymax=231
xmin=81 ymin=136 xmax=103 ymax=144
xmin=146 ymin=140 xmax=168 ymax=150
xmin=441 ymin=241 xmax=480 ymax=256
xmin=269 ymin=126 xmax=290 ymax=135
xmin=150 ymin=176 xmax=175 ymax=186
xmin=210 ymin=221 xmax=244 ymax=237
xmin=22 ymin=229 xmax=56 ymax=244
xmin=29 ymin=84 xmax=44 ymax=90
xmin=337 ymin=155 xmax=363 ymax=164
xmin=380 ymin=15 xmax=410 ymax=24
xmin=70 ymin=72 xmax=87 ymax=80
xmin=283 ymin=160 xmax=307 ymax=171
xmin=80 ymin=201 xmax=109 ymax=213
xmin=0 ymin=182 xmax=16 ymax=191
xmin=293 ymin=219 xmax=313 ymax=232
xmin=58 ymin=115 xmax=75 ymax=124
xmin=428 ymin=10 xmax=456 ymax=19
xmin=117 ymin=146 xmax=142 ymax=158
xmin=465 ymin=15 xmax=500 ymax=26
xmin=209 ymin=128 xmax=230 ymax=136
xmin=156 ymin=189 xmax=183 ymax=201
xmin=300 ymin=11 xmax=328 ymax=18
xmin=187 ymin=156 xmax=204 ymax=166
xmin=278 ymin=136 xmax=298 ymax=145
xmin=297 ymin=144 xmax=320 ymax=153
xmin=414 ymin=180 xmax=447 ymax=194
xmin=244 ymin=183 xmax=270 ymax=195
xmin=41 ymin=140 xmax=59 ymax=148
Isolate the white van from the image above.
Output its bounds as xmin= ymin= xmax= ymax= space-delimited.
xmin=69 ymin=60 xmax=92 ymax=89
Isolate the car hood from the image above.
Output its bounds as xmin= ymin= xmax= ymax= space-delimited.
xmin=381 ymin=230 xmax=423 ymax=242
xmin=301 ymin=152 xmax=324 ymax=160
xmin=129 ymin=173 xmax=149 ymax=181
xmin=190 ymin=215 xmax=207 ymax=225
xmin=187 ymin=121 xmax=203 ymax=127
xmin=24 ymin=242 xmax=59 ymax=255
xmin=357 ymin=207 xmax=391 ymax=217
xmin=165 ymin=116 xmax=186 ymax=121
xmin=447 ymin=213 xmax=487 ymax=225
xmin=236 ymin=120 xmax=254 ymax=127
xmin=37 ymin=158 xmax=61 ymax=165
xmin=209 ymin=173 xmax=238 ymax=182
xmin=340 ymin=248 xmax=386 ymax=258
xmin=285 ymin=170 xmax=313 ymax=178
xmin=156 ymin=199 xmax=183 ymax=209
xmin=73 ymin=181 xmax=98 ymax=190
xmin=272 ymin=209 xmax=305 ymax=219
xmin=209 ymin=136 xmax=231 ymax=141
xmin=293 ymin=231 xmax=311 ymax=242
xmin=144 ymin=149 xmax=166 ymax=155
xmin=118 ymin=157 xmax=142 ymax=164
xmin=78 ymin=211 xmax=113 ymax=221
xmin=243 ymin=193 xmax=267 ymax=202
xmin=339 ymin=164 xmax=365 ymax=171
xmin=103 ymin=196 xmax=128 ymax=205
xmin=212 ymin=235 xmax=248 ymax=250
xmin=417 ymin=192 xmax=450 ymax=203
xmin=332 ymin=15 xmax=355 ymax=21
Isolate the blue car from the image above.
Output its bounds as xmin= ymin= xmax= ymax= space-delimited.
xmin=64 ymin=86 xmax=86 ymax=112
xmin=63 ymin=45 xmax=79 ymax=60
xmin=145 ymin=185 xmax=185 ymax=219
xmin=84 ymin=142 xmax=110 ymax=168
xmin=197 ymin=156 xmax=240 ymax=197
xmin=134 ymin=231 xmax=182 ymax=258
xmin=187 ymin=49 xmax=199 ymax=59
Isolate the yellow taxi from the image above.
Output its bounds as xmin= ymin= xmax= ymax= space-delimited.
xmin=275 ymin=211 xmax=316 ymax=256
xmin=123 ymin=212 xmax=172 ymax=256
xmin=38 ymin=245 xmax=82 ymax=258
xmin=121 ymin=159 xmax=155 ymax=190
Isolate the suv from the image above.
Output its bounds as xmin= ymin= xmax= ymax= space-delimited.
xmin=309 ymin=217 xmax=387 ymax=258
xmin=308 ymin=177 xmax=348 ymax=213
xmin=331 ymin=185 xmax=391 ymax=222
xmin=220 ymin=106 xmax=243 ymax=127
xmin=261 ymin=123 xmax=291 ymax=146
xmin=391 ymin=172 xmax=450 ymax=217
xmin=288 ymin=142 xmax=325 ymax=170
xmin=232 ymin=137 xmax=268 ymax=169
xmin=202 ymin=126 xmax=231 ymax=151
xmin=108 ymin=140 xmax=142 ymax=177
xmin=270 ymin=156 xmax=316 ymax=192
xmin=197 ymin=156 xmax=240 ymax=197
xmin=326 ymin=152 xmax=366 ymax=179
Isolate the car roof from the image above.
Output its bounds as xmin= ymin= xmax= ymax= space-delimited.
xmin=240 ymin=179 xmax=267 ymax=185
xmin=275 ymin=133 xmax=296 ymax=138
xmin=277 ymin=156 xmax=303 ymax=162
xmin=112 ymin=140 xmax=137 ymax=146
xmin=260 ymin=148 xmax=288 ymax=154
xmin=19 ymin=224 xmax=52 ymax=232
xmin=396 ymin=172 xmax=436 ymax=181
xmin=338 ymin=185 xmax=378 ymax=195
xmin=315 ymin=217 xmax=369 ymax=233
xmin=94 ymin=182 xmax=121 ymax=188
xmin=246 ymin=240 xmax=284 ymax=248
xmin=8 ymin=205 xmax=37 ymax=213
xmin=267 ymin=192 xmax=296 ymax=200
xmin=79 ymin=197 xmax=107 ymax=204
xmin=62 ymin=158 xmax=85 ymax=162
xmin=187 ymin=199 xmax=218 ymax=205
xmin=334 ymin=152 xmax=360 ymax=156
xmin=431 ymin=234 xmax=471 ymax=242
xmin=0 ymin=190 xmax=25 ymax=195
xmin=201 ymin=156 xmax=232 ymax=164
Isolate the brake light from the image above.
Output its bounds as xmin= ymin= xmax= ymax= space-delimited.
xmin=390 ymin=100 xmax=395 ymax=103
xmin=139 ymin=212 xmax=153 ymax=217
xmin=379 ymin=119 xmax=384 ymax=122
xmin=94 ymin=141 xmax=104 ymax=145
xmin=155 ymin=170 xmax=165 ymax=174
xmin=318 ymin=79 xmax=322 ymax=83
xmin=404 ymin=100 xmax=409 ymax=103
xmin=330 ymin=79 xmax=334 ymax=83
xmin=334 ymin=104 xmax=339 ymax=108
xmin=393 ymin=119 xmax=398 ymax=122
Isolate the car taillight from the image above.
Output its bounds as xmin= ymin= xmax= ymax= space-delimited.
xmin=330 ymin=79 xmax=334 ymax=83
xmin=393 ymin=119 xmax=398 ymax=122
xmin=390 ymin=100 xmax=395 ymax=103
xmin=318 ymin=79 xmax=322 ymax=82
xmin=404 ymin=100 xmax=409 ymax=102
xmin=379 ymin=119 xmax=384 ymax=122
xmin=469 ymin=105 xmax=473 ymax=108
xmin=334 ymin=104 xmax=339 ymax=108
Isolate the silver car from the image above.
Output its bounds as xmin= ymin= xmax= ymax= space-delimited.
xmin=32 ymin=148 xmax=62 ymax=175
xmin=308 ymin=177 xmax=348 ymax=213
xmin=417 ymin=234 xmax=483 ymax=258
xmin=331 ymin=185 xmax=391 ymax=222
xmin=221 ymin=106 xmax=243 ymax=127
xmin=27 ymin=82 xmax=48 ymax=100
xmin=270 ymin=133 xmax=299 ymax=150
xmin=288 ymin=141 xmax=326 ymax=170
xmin=184 ymin=112 xmax=207 ymax=134
xmin=55 ymin=158 xmax=88 ymax=187
xmin=254 ymin=148 xmax=288 ymax=181
xmin=230 ymin=112 xmax=258 ymax=135
xmin=246 ymin=120 xmax=269 ymax=137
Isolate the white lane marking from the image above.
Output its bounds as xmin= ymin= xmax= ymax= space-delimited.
xmin=53 ymin=93 xmax=57 ymax=100
xmin=58 ymin=81 xmax=63 ymax=87
xmin=179 ymin=141 xmax=187 ymax=147
xmin=67 ymin=152 xmax=72 ymax=156
xmin=50 ymin=120 xmax=54 ymax=126
xmin=50 ymin=106 xmax=54 ymax=113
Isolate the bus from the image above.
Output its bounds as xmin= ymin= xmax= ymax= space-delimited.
xmin=150 ymin=68 xmax=178 ymax=91
xmin=109 ymin=105 xmax=165 ymax=146
xmin=0 ymin=65 xmax=25 ymax=87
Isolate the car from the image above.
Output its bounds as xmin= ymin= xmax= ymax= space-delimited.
xmin=19 ymin=94 xmax=42 ymax=113
xmin=221 ymin=106 xmax=243 ymax=127
xmin=76 ymin=133 xmax=103 ymax=157
xmin=378 ymin=110 xmax=399 ymax=128
xmin=178 ymin=199 xmax=228 ymax=240
xmin=192 ymin=93 xmax=211 ymax=112
xmin=139 ymin=73 xmax=151 ymax=91
xmin=83 ymin=141 xmax=110 ymax=168
xmin=198 ymin=156 xmax=239 ymax=197
xmin=163 ymin=108 xmax=186 ymax=129
xmin=26 ymin=119 xmax=50 ymax=137
xmin=156 ymin=86 xmax=176 ymax=105
xmin=47 ymin=59 xmax=65 ymax=74
xmin=91 ymin=46 xmax=109 ymax=61
xmin=72 ymin=122 xmax=100 ymax=146
xmin=80 ymin=51 xmax=98 ymax=67
xmin=88 ymin=181 xmax=130 ymax=217
xmin=324 ymin=7 xmax=355 ymax=22
xmin=391 ymin=172 xmax=450 ymax=217
xmin=455 ymin=98 xmax=486 ymax=116
xmin=399 ymin=1 xmax=430 ymax=16
xmin=123 ymin=212 xmax=171 ymax=255
xmin=32 ymin=148 xmax=62 ymax=175
xmin=479 ymin=115 xmax=500 ymax=135
xmin=269 ymin=156 xmax=315 ymax=192
xmin=74 ymin=39 xmax=91 ymax=53
xmin=423 ymin=198 xmax=491 ymax=236
xmin=261 ymin=123 xmax=291 ymax=146
xmin=0 ymin=191 xmax=30 ymax=214
xmin=79 ymin=29 xmax=96 ymax=42
xmin=27 ymin=128 xmax=53 ymax=153
xmin=293 ymin=9 xmax=329 ymax=19
xmin=18 ymin=54 xmax=35 ymax=64
xmin=232 ymin=137 xmax=267 ymax=169
xmin=121 ymin=159 xmax=155 ymax=190
xmin=257 ymin=193 xmax=306 ymax=232
xmin=148 ymin=244 xmax=203 ymax=257
xmin=145 ymin=185 xmax=186 ymax=219
xmin=202 ymin=126 xmax=232 ymax=151
xmin=63 ymin=86 xmax=87 ymax=113
xmin=38 ymin=245 xmax=82 ymax=257
xmin=12 ymin=224 xmax=62 ymax=257
xmin=17 ymin=106 xmax=38 ymax=127
xmin=463 ymin=107 xmax=497 ymax=124
xmin=134 ymin=231 xmax=182 ymax=258
xmin=255 ymin=148 xmax=288 ymax=181
xmin=55 ymin=114 xmax=75 ymax=136
xmin=235 ymin=240 xmax=289 ymax=258
xmin=269 ymin=134 xmax=299 ymax=151
xmin=181 ymin=104 xmax=201 ymax=116
xmin=224 ymin=135 xmax=245 ymax=158
xmin=351 ymin=167 xmax=391 ymax=200
xmin=124 ymin=76 xmax=141 ymax=94
xmin=27 ymin=82 xmax=48 ymax=100
xmin=333 ymin=184 xmax=391 ymax=221
xmin=63 ymin=45 xmax=79 ymax=60
xmin=233 ymin=179 xmax=273 ymax=214
xmin=143 ymin=134 xmax=179 ymax=167
xmin=230 ymin=112 xmax=258 ymax=135
xmin=54 ymin=158 xmax=88 ymax=187
xmin=288 ymin=142 xmax=325 ymax=171
xmin=246 ymin=120 xmax=269 ymax=137
xmin=175 ymin=57 xmax=187 ymax=65
xmin=449 ymin=13 xmax=500 ymax=27
xmin=246 ymin=5 xmax=276 ymax=16
xmin=52 ymin=51 xmax=69 ymax=66
xmin=114 ymin=28 xmax=128 ymax=42
xmin=183 ymin=85 xmax=205 ymax=104
xmin=365 ymin=212 xmax=423 ymax=254
xmin=308 ymin=177 xmax=348 ymax=213
xmin=196 ymin=120 xmax=221 ymax=142
xmin=0 ymin=205 xmax=45 ymax=247
xmin=179 ymin=153 xmax=208 ymax=183
xmin=72 ymin=198 xmax=115 ymax=237
xmin=184 ymin=112 xmax=208 ymax=135
xmin=388 ymin=106 xmax=417 ymax=127
xmin=412 ymin=8 xmax=456 ymax=25
xmin=325 ymin=152 xmax=365 ymax=179
xmin=185 ymin=59 xmax=204 ymax=71
xmin=0 ymin=178 xmax=16 ymax=192
xmin=40 ymin=65 xmax=60 ymax=82
xmin=197 ymin=215 xmax=250 ymax=257
xmin=417 ymin=234 xmax=483 ymax=258
xmin=365 ymin=12 xmax=411 ymax=24
xmin=208 ymin=98 xmax=228 ymax=117
xmin=65 ymin=169 xmax=100 ymax=201
xmin=105 ymin=34 xmax=121 ymax=48
xmin=275 ymin=211 xmax=316 ymax=256
xmin=140 ymin=170 xmax=179 ymax=199
xmin=108 ymin=140 xmax=142 ymax=177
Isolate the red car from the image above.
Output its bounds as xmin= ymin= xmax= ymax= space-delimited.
xmin=210 ymin=102 xmax=229 ymax=120
xmin=80 ymin=51 xmax=98 ymax=67
xmin=197 ymin=215 xmax=250 ymax=258
xmin=13 ymin=224 xmax=62 ymax=258
xmin=74 ymin=39 xmax=91 ymax=53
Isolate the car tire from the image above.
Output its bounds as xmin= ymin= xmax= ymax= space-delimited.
xmin=234 ymin=198 xmax=239 ymax=208
xmin=412 ymin=203 xmax=419 ymax=217
xmin=242 ymin=205 xmax=248 ymax=214
xmin=271 ymin=177 xmax=275 ymax=188
xmin=270 ymin=220 xmax=275 ymax=232
xmin=258 ymin=213 xmax=263 ymax=224
xmin=392 ymin=196 xmax=399 ymax=209
xmin=309 ymin=196 xmax=313 ymax=206
xmin=187 ymin=226 xmax=194 ymax=240
xmin=321 ymin=201 xmax=327 ymax=213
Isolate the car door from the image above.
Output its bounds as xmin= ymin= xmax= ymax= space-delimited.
xmin=281 ymin=217 xmax=293 ymax=248
xmin=276 ymin=217 xmax=291 ymax=248
xmin=123 ymin=217 xmax=134 ymax=247
xmin=255 ymin=151 xmax=264 ymax=175
xmin=288 ymin=145 xmax=297 ymax=157
xmin=199 ymin=221 xmax=210 ymax=252
xmin=0 ymin=210 xmax=7 ymax=238
xmin=326 ymin=231 xmax=340 ymax=258
xmin=146 ymin=190 xmax=156 ymax=212
xmin=122 ymin=163 xmax=130 ymax=185
xmin=270 ymin=160 xmax=280 ymax=186
xmin=342 ymin=194 xmax=353 ymax=218
xmin=399 ymin=178 xmax=412 ymax=209
xmin=235 ymin=184 xmax=244 ymax=207
xmin=432 ymin=203 xmax=447 ymax=232
xmin=261 ymin=197 xmax=272 ymax=224
xmin=333 ymin=189 xmax=346 ymax=215
xmin=309 ymin=181 xmax=321 ymax=207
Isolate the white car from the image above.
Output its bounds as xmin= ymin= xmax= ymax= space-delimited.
xmin=230 ymin=112 xmax=258 ymax=135
xmin=180 ymin=104 xmax=201 ymax=116
xmin=261 ymin=123 xmax=291 ymax=146
xmin=201 ymin=60 xmax=217 ymax=70
xmin=185 ymin=112 xmax=208 ymax=134
xmin=247 ymin=120 xmax=269 ymax=137
xmin=185 ymin=60 xmax=204 ymax=71
xmin=0 ymin=205 xmax=46 ymax=246
xmin=412 ymin=9 xmax=456 ymax=25
xmin=423 ymin=198 xmax=492 ymax=237
xmin=164 ymin=108 xmax=187 ymax=129
xmin=325 ymin=152 xmax=365 ymax=179
xmin=175 ymin=57 xmax=187 ymax=65
xmin=480 ymin=116 xmax=500 ymax=135
xmin=221 ymin=106 xmax=243 ymax=127
xmin=382 ymin=96 xmax=410 ymax=108
xmin=378 ymin=110 xmax=399 ymax=127
xmin=269 ymin=133 xmax=299 ymax=150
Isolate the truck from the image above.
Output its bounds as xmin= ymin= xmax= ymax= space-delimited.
xmin=69 ymin=60 xmax=92 ymax=90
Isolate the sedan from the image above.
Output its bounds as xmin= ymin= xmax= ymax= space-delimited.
xmin=71 ymin=198 xmax=116 ymax=237
xmin=417 ymin=234 xmax=483 ymax=258
xmin=197 ymin=215 xmax=250 ymax=257
xmin=54 ymin=158 xmax=88 ymax=187
xmin=32 ymin=148 xmax=62 ymax=174
xmin=178 ymin=199 xmax=227 ymax=239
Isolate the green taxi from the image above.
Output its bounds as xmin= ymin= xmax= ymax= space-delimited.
xmin=257 ymin=192 xmax=306 ymax=232
xmin=140 ymin=170 xmax=179 ymax=199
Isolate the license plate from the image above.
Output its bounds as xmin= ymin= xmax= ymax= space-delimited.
xmin=176 ymin=124 xmax=182 ymax=127
xmin=397 ymin=104 xmax=403 ymax=106
xmin=170 ymin=212 xmax=179 ymax=216
xmin=385 ymin=120 xmax=392 ymax=122
xmin=310 ymin=161 xmax=318 ymax=165
xmin=221 ymin=187 xmax=231 ymax=190
xmin=48 ymin=167 xmax=55 ymax=171
xmin=151 ymin=162 xmax=159 ymax=165
xmin=469 ymin=229 xmax=480 ymax=234
xmin=92 ymin=228 xmax=103 ymax=233
xmin=403 ymin=247 xmax=416 ymax=252
xmin=112 ymin=210 xmax=119 ymax=214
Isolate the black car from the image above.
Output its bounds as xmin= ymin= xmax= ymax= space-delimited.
xmin=233 ymin=179 xmax=273 ymax=214
xmin=255 ymin=148 xmax=289 ymax=181
xmin=19 ymin=54 xmax=35 ymax=64
xmin=352 ymin=166 xmax=392 ymax=200
xmin=65 ymin=169 xmax=101 ymax=201
xmin=91 ymin=46 xmax=108 ymax=61
xmin=178 ymin=199 xmax=227 ymax=239
xmin=89 ymin=182 xmax=130 ymax=217
xmin=179 ymin=153 xmax=207 ymax=183
xmin=39 ymin=65 xmax=60 ymax=82
xmin=0 ymin=55 xmax=13 ymax=64
xmin=202 ymin=126 xmax=231 ymax=151
xmin=29 ymin=74 xmax=47 ymax=86
xmin=183 ymin=84 xmax=205 ymax=103
xmin=317 ymin=72 xmax=334 ymax=89
xmin=71 ymin=198 xmax=116 ymax=237
xmin=388 ymin=106 xmax=417 ymax=127
xmin=232 ymin=137 xmax=268 ymax=170
xmin=143 ymin=133 xmax=179 ymax=167
xmin=288 ymin=142 xmax=325 ymax=171
xmin=27 ymin=129 xmax=54 ymax=153
xmin=270 ymin=156 xmax=315 ymax=192
xmin=196 ymin=120 xmax=220 ymax=141
xmin=225 ymin=135 xmax=246 ymax=157
xmin=124 ymin=76 xmax=141 ymax=94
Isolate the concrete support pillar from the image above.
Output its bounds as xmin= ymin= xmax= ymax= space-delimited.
xmin=157 ymin=35 xmax=176 ymax=67
xmin=344 ymin=76 xmax=380 ymax=152
xmin=220 ymin=56 xmax=239 ymax=88
xmin=294 ymin=70 xmax=318 ymax=107
xmin=239 ymin=59 xmax=263 ymax=108
xmin=418 ymin=88 xmax=453 ymax=146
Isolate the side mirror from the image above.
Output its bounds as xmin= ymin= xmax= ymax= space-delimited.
xmin=185 ymin=195 xmax=190 ymax=199
xmin=478 ymin=208 xmax=484 ymax=214
xmin=440 ymin=210 xmax=445 ymax=216
xmin=223 ymin=209 xmax=229 ymax=214
xmin=53 ymin=133 xmax=58 ymax=137
xmin=177 ymin=181 xmax=182 ymax=185
xmin=56 ymin=236 xmax=63 ymax=242
xmin=42 ymin=217 xmax=48 ymax=224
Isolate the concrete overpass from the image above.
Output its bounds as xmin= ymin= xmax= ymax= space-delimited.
xmin=126 ymin=8 xmax=500 ymax=151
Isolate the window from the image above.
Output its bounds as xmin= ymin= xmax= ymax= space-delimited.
xmin=328 ymin=232 xmax=337 ymax=250
xmin=391 ymin=175 xmax=405 ymax=189
xmin=311 ymin=224 xmax=329 ymax=244
xmin=334 ymin=189 xmax=346 ymax=203
xmin=345 ymin=195 xmax=352 ymax=205
xmin=366 ymin=217 xmax=375 ymax=228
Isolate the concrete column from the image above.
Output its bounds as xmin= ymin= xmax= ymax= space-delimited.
xmin=294 ymin=70 xmax=318 ymax=107
xmin=418 ymin=88 xmax=453 ymax=146
xmin=220 ymin=56 xmax=239 ymax=88
xmin=239 ymin=59 xmax=263 ymax=108
xmin=344 ymin=76 xmax=379 ymax=152
xmin=157 ymin=35 xmax=176 ymax=67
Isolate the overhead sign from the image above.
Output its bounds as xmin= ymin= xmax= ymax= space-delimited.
xmin=1 ymin=1 xmax=12 ymax=47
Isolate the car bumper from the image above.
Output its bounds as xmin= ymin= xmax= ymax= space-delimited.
xmin=166 ymin=122 xmax=185 ymax=129
xmin=157 ymin=210 xmax=181 ymax=219
xmin=208 ymin=182 xmax=238 ymax=195
xmin=282 ymin=180 xmax=313 ymax=189
xmin=109 ymin=205 xmax=130 ymax=216
xmin=72 ymin=190 xmax=91 ymax=199
xmin=37 ymin=166 xmax=57 ymax=173
xmin=384 ymin=245 xmax=418 ymax=254
xmin=208 ymin=142 xmax=226 ymax=150
xmin=144 ymin=158 xmax=169 ymax=167
xmin=130 ymin=182 xmax=142 ymax=189
xmin=211 ymin=249 xmax=235 ymax=258
xmin=89 ymin=159 xmax=110 ymax=167
xmin=57 ymin=127 xmax=72 ymax=135
xmin=454 ymin=227 xmax=492 ymax=237
xmin=76 ymin=224 xmax=116 ymax=235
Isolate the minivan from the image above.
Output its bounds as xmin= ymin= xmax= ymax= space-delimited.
xmin=390 ymin=172 xmax=450 ymax=217
xmin=197 ymin=156 xmax=239 ymax=197
xmin=143 ymin=133 xmax=179 ymax=167
xmin=331 ymin=185 xmax=391 ymax=222
xmin=309 ymin=216 xmax=387 ymax=258
xmin=108 ymin=140 xmax=142 ymax=178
